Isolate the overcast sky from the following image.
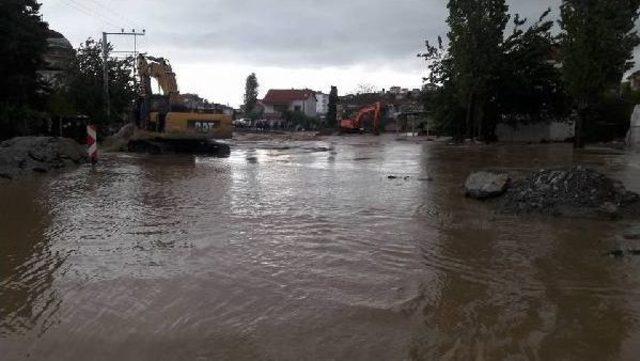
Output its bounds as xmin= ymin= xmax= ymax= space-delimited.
xmin=42 ymin=0 xmax=565 ymax=107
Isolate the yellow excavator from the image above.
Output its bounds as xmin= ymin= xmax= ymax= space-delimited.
xmin=129 ymin=54 xmax=232 ymax=155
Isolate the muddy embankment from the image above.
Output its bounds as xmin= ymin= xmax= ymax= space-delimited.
xmin=0 ymin=137 xmax=88 ymax=180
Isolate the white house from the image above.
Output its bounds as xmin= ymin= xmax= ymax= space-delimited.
xmin=262 ymin=89 xmax=317 ymax=118
xmin=315 ymin=92 xmax=329 ymax=115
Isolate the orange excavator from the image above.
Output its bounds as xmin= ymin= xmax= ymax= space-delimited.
xmin=340 ymin=102 xmax=383 ymax=135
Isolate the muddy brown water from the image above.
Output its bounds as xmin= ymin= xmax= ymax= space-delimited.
xmin=1 ymin=136 xmax=640 ymax=361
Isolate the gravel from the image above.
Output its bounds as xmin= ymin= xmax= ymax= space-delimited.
xmin=498 ymin=166 xmax=639 ymax=218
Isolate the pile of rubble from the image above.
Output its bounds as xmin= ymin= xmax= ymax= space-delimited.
xmin=498 ymin=167 xmax=639 ymax=218
xmin=0 ymin=137 xmax=87 ymax=180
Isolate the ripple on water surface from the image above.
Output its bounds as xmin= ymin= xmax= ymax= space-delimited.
xmin=2 ymin=139 xmax=640 ymax=360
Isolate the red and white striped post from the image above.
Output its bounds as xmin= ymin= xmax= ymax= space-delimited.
xmin=87 ymin=125 xmax=98 ymax=164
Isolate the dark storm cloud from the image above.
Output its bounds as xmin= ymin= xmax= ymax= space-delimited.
xmin=138 ymin=0 xmax=561 ymax=67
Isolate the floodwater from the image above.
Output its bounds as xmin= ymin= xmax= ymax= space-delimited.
xmin=1 ymin=136 xmax=640 ymax=361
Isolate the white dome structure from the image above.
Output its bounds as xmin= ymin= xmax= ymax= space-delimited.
xmin=39 ymin=29 xmax=75 ymax=87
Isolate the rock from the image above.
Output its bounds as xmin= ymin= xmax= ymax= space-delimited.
xmin=0 ymin=137 xmax=87 ymax=179
xmin=465 ymin=171 xmax=510 ymax=199
xmin=623 ymin=226 xmax=640 ymax=240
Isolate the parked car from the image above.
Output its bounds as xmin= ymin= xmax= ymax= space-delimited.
xmin=233 ymin=118 xmax=251 ymax=128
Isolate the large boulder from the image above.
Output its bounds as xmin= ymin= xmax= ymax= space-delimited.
xmin=465 ymin=171 xmax=510 ymax=199
xmin=0 ymin=137 xmax=87 ymax=179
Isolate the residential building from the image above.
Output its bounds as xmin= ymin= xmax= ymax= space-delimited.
xmin=182 ymin=93 xmax=208 ymax=110
xmin=316 ymin=92 xmax=329 ymax=115
xmin=388 ymin=86 xmax=409 ymax=95
xmin=182 ymin=93 xmax=234 ymax=116
xmin=262 ymin=89 xmax=317 ymax=118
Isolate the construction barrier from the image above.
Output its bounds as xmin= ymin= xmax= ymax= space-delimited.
xmin=87 ymin=125 xmax=98 ymax=164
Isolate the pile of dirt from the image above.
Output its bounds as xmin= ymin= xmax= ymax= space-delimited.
xmin=0 ymin=137 xmax=87 ymax=180
xmin=102 ymin=123 xmax=136 ymax=152
xmin=499 ymin=167 xmax=639 ymax=218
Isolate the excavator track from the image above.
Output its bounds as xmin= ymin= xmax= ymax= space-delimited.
xmin=128 ymin=138 xmax=230 ymax=157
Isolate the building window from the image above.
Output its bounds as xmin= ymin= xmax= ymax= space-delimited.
xmin=294 ymin=105 xmax=302 ymax=112
xmin=274 ymin=105 xmax=288 ymax=113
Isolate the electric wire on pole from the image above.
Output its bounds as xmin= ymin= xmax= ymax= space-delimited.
xmin=102 ymin=29 xmax=146 ymax=122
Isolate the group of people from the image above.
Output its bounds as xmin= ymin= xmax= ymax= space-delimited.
xmin=236 ymin=119 xmax=315 ymax=132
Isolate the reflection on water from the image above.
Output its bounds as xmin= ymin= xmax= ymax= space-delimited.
xmin=1 ymin=137 xmax=640 ymax=360
xmin=0 ymin=181 xmax=62 ymax=337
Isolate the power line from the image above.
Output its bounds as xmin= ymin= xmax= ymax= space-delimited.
xmin=85 ymin=0 xmax=144 ymax=31
xmin=67 ymin=0 xmax=126 ymax=28
xmin=59 ymin=0 xmax=120 ymax=28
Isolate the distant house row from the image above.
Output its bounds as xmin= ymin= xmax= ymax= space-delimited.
xmin=255 ymin=86 xmax=420 ymax=121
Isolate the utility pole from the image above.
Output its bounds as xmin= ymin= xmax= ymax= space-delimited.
xmin=102 ymin=32 xmax=110 ymax=122
xmin=102 ymin=29 xmax=145 ymax=123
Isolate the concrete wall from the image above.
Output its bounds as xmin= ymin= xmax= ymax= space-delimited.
xmin=628 ymin=105 xmax=640 ymax=151
xmin=496 ymin=121 xmax=575 ymax=143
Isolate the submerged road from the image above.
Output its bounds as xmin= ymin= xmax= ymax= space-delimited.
xmin=1 ymin=136 xmax=640 ymax=360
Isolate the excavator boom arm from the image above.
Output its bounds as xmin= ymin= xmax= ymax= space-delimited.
xmin=137 ymin=54 xmax=179 ymax=98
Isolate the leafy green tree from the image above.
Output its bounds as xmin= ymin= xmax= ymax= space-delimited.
xmin=447 ymin=0 xmax=509 ymax=139
xmin=420 ymin=36 xmax=466 ymax=138
xmin=0 ymin=0 xmax=49 ymax=138
xmin=0 ymin=0 xmax=48 ymax=106
xmin=60 ymin=39 xmax=136 ymax=129
xmin=327 ymin=86 xmax=338 ymax=128
xmin=560 ymin=0 xmax=640 ymax=148
xmin=243 ymin=72 xmax=259 ymax=114
xmin=495 ymin=10 xmax=570 ymax=128
xmin=421 ymin=5 xmax=571 ymax=141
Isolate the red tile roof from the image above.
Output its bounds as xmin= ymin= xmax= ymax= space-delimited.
xmin=262 ymin=89 xmax=316 ymax=105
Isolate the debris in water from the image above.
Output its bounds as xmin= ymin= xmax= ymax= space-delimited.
xmin=608 ymin=250 xmax=640 ymax=258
